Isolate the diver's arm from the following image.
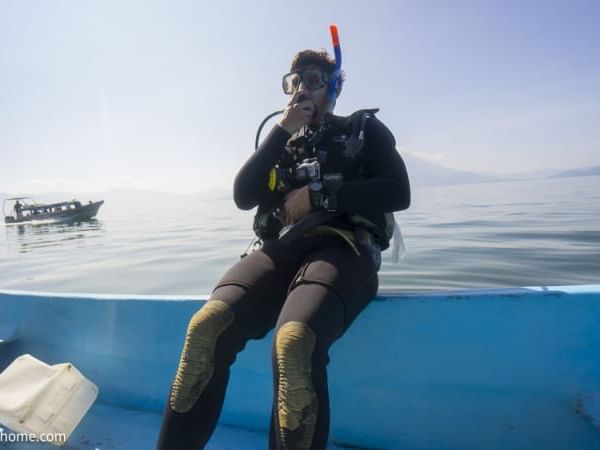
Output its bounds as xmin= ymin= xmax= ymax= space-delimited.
xmin=335 ymin=118 xmax=411 ymax=215
xmin=233 ymin=125 xmax=291 ymax=210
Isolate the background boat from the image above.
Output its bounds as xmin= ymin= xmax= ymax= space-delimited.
xmin=1 ymin=286 xmax=599 ymax=449
xmin=3 ymin=198 xmax=104 ymax=225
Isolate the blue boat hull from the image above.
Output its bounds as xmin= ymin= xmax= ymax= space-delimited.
xmin=1 ymin=286 xmax=599 ymax=449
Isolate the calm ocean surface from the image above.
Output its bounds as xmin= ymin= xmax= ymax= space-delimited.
xmin=1 ymin=176 xmax=599 ymax=295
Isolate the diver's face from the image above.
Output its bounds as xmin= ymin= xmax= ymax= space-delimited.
xmin=286 ymin=65 xmax=330 ymax=123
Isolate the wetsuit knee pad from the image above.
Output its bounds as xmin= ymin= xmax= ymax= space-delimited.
xmin=169 ymin=299 xmax=234 ymax=413
xmin=274 ymin=321 xmax=318 ymax=449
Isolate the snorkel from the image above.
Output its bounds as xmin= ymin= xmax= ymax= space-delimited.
xmin=325 ymin=24 xmax=342 ymax=114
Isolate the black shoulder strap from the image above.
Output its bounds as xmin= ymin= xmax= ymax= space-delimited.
xmin=342 ymin=108 xmax=380 ymax=159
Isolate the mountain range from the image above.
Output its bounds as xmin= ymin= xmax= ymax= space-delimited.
xmin=2 ymin=159 xmax=599 ymax=202
xmin=402 ymin=155 xmax=600 ymax=187
xmin=549 ymin=166 xmax=600 ymax=179
xmin=402 ymin=154 xmax=500 ymax=187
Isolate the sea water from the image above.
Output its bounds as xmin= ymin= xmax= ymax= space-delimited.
xmin=1 ymin=176 xmax=599 ymax=295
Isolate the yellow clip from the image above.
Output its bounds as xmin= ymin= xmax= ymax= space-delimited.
xmin=268 ymin=168 xmax=277 ymax=192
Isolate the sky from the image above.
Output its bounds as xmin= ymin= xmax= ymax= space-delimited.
xmin=1 ymin=0 xmax=599 ymax=194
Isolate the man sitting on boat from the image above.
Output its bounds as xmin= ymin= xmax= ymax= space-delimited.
xmin=156 ymin=41 xmax=410 ymax=450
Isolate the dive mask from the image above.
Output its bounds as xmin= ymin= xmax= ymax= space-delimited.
xmin=282 ymin=68 xmax=329 ymax=95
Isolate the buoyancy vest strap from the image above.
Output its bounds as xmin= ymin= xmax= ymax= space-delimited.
xmin=304 ymin=225 xmax=361 ymax=256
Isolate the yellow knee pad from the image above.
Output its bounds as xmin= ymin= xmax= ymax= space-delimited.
xmin=275 ymin=321 xmax=318 ymax=449
xmin=169 ymin=300 xmax=234 ymax=413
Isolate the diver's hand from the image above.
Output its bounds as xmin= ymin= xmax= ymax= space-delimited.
xmin=281 ymin=186 xmax=312 ymax=225
xmin=278 ymin=91 xmax=315 ymax=134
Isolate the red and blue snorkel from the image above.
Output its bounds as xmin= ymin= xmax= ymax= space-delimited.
xmin=326 ymin=24 xmax=342 ymax=112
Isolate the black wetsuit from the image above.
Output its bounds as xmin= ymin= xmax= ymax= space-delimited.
xmin=156 ymin=115 xmax=410 ymax=450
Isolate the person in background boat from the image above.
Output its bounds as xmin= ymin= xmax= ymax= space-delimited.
xmin=14 ymin=201 xmax=22 ymax=219
xmin=156 ymin=49 xmax=410 ymax=450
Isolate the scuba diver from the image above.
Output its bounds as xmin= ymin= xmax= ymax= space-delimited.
xmin=156 ymin=29 xmax=410 ymax=450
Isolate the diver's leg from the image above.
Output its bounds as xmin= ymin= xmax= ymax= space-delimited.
xmin=269 ymin=239 xmax=379 ymax=450
xmin=156 ymin=285 xmax=254 ymax=450
xmin=156 ymin=239 xmax=309 ymax=450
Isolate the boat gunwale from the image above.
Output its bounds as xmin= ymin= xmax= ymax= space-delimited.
xmin=1 ymin=284 xmax=598 ymax=302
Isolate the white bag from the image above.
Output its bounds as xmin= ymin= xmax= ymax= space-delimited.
xmin=0 ymin=354 xmax=98 ymax=446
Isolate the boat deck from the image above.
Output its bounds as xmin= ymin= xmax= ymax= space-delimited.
xmin=2 ymin=403 xmax=350 ymax=450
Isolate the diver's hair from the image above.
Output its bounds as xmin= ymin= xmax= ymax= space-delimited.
xmin=290 ymin=49 xmax=346 ymax=93
xmin=290 ymin=49 xmax=336 ymax=73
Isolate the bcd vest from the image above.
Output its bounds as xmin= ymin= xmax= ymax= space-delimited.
xmin=253 ymin=109 xmax=397 ymax=250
